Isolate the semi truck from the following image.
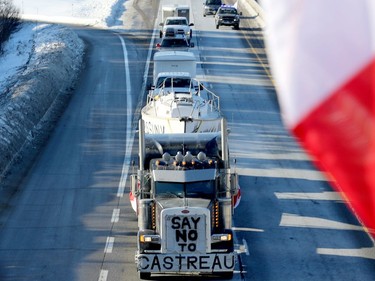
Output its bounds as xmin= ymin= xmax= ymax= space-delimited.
xmin=159 ymin=5 xmax=193 ymax=40
xmin=130 ymin=118 xmax=240 ymax=279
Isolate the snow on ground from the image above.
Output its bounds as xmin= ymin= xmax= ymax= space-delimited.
xmin=0 ymin=0 xmax=130 ymax=183
xmin=0 ymin=0 xmax=126 ymax=94
xmin=0 ymin=23 xmax=34 ymax=94
xmin=14 ymin=0 xmax=126 ymax=27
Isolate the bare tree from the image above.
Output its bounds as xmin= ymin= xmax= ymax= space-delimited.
xmin=0 ymin=0 xmax=21 ymax=53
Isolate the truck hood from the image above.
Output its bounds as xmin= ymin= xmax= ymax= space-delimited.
xmin=156 ymin=197 xmax=212 ymax=209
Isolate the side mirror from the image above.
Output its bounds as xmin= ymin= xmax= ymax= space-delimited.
xmin=159 ymin=22 xmax=164 ymax=26
xmin=189 ymin=23 xmax=194 ymax=26
xmin=130 ymin=174 xmax=138 ymax=196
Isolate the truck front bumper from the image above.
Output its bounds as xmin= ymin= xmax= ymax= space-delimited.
xmin=136 ymin=252 xmax=235 ymax=273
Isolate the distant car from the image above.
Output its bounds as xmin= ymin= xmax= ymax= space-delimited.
xmin=156 ymin=35 xmax=194 ymax=51
xmin=159 ymin=16 xmax=194 ymax=41
xmin=215 ymin=5 xmax=241 ymax=30
xmin=203 ymin=0 xmax=222 ymax=16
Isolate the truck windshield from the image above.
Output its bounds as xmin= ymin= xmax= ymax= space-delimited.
xmin=219 ymin=8 xmax=237 ymax=14
xmin=161 ymin=38 xmax=189 ymax=48
xmin=155 ymin=180 xmax=215 ymax=199
xmin=156 ymin=77 xmax=191 ymax=88
xmin=207 ymin=0 xmax=222 ymax=4
xmin=166 ymin=19 xmax=188 ymax=25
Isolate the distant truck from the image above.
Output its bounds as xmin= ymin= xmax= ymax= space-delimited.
xmin=159 ymin=16 xmax=194 ymax=41
xmin=215 ymin=5 xmax=242 ymax=30
xmin=159 ymin=5 xmax=194 ymax=41
xmin=203 ymin=0 xmax=222 ymax=16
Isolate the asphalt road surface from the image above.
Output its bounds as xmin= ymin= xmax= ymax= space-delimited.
xmin=0 ymin=0 xmax=374 ymax=280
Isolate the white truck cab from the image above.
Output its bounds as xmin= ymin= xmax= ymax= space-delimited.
xmin=159 ymin=16 xmax=194 ymax=41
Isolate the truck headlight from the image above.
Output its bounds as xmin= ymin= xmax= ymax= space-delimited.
xmin=139 ymin=234 xmax=160 ymax=243
xmin=212 ymin=233 xmax=232 ymax=242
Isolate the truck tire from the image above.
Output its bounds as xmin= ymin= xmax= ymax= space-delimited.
xmin=216 ymin=24 xmax=219 ymax=29
xmin=138 ymin=272 xmax=151 ymax=280
xmin=234 ymin=24 xmax=239 ymax=30
xmin=220 ymin=271 xmax=233 ymax=279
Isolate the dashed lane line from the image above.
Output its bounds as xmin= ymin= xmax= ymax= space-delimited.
xmin=111 ymin=208 xmax=120 ymax=223
xmin=104 ymin=237 xmax=115 ymax=254
xmin=98 ymin=270 xmax=108 ymax=281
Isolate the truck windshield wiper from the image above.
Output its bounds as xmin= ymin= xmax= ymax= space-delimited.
xmin=157 ymin=192 xmax=183 ymax=198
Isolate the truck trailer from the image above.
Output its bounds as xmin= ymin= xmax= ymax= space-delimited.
xmin=152 ymin=50 xmax=196 ymax=87
xmin=161 ymin=4 xmax=191 ymax=23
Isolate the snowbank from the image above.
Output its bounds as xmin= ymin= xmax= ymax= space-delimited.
xmin=0 ymin=23 xmax=84 ymax=179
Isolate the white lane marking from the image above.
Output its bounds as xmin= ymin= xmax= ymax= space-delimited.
xmin=101 ymin=16 xmax=157 ymax=281
xmin=232 ymin=227 xmax=264 ymax=232
xmin=111 ymin=208 xmax=120 ymax=223
xmin=98 ymin=270 xmax=108 ymax=281
xmin=280 ymin=213 xmax=364 ymax=231
xmin=116 ymin=34 xmax=132 ymax=198
xmin=275 ymin=191 xmax=343 ymax=201
xmin=116 ymin=26 xmax=156 ymax=198
xmin=236 ymin=167 xmax=327 ymax=181
xmin=317 ymin=246 xmax=375 ymax=259
xmin=104 ymin=237 xmax=115 ymax=253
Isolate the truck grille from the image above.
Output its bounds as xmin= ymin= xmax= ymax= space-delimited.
xmin=163 ymin=213 xmax=207 ymax=253
xmin=222 ymin=16 xmax=235 ymax=21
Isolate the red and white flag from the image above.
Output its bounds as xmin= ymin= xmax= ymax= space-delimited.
xmin=261 ymin=0 xmax=375 ymax=237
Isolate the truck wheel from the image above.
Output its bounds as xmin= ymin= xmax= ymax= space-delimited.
xmin=159 ymin=31 xmax=162 ymax=38
xmin=234 ymin=24 xmax=240 ymax=30
xmin=138 ymin=272 xmax=151 ymax=280
xmin=216 ymin=24 xmax=219 ymax=29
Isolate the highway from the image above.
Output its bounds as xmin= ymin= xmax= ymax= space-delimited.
xmin=0 ymin=0 xmax=374 ymax=280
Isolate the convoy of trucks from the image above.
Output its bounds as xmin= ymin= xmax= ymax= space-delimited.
xmin=129 ymin=3 xmax=241 ymax=279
